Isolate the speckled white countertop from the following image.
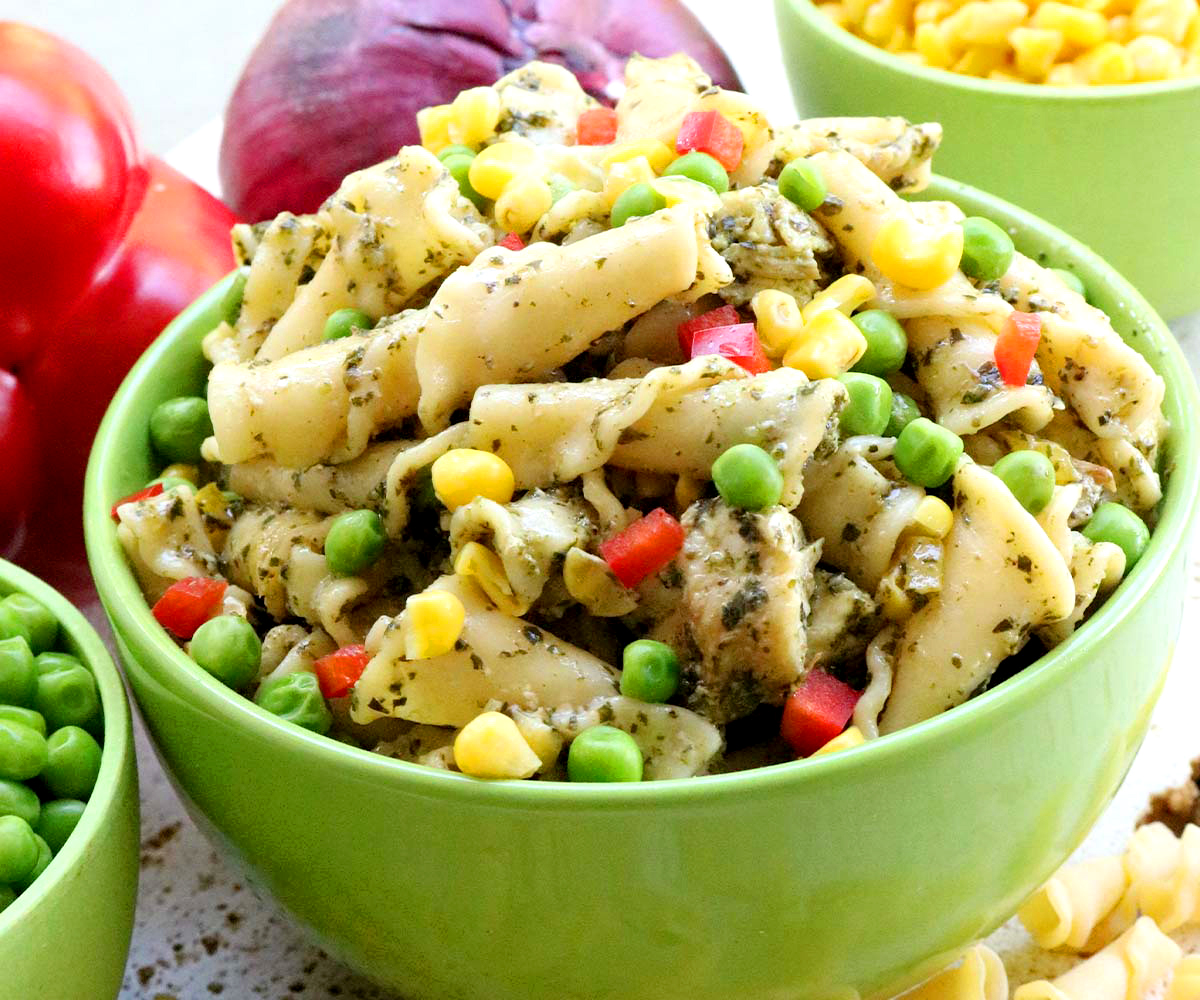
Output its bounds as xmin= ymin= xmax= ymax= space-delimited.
xmin=66 ymin=0 xmax=1200 ymax=994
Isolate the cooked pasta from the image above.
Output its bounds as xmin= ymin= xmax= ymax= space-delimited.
xmin=899 ymin=944 xmax=1008 ymax=1000
xmin=119 ymin=53 xmax=1168 ymax=781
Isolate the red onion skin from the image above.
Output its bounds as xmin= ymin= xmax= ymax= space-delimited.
xmin=220 ymin=0 xmax=741 ymax=220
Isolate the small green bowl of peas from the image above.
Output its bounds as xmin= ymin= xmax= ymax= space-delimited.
xmin=0 ymin=559 xmax=139 ymax=1000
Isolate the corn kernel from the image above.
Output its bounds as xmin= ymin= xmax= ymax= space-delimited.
xmin=870 ymin=215 xmax=964 ymax=290
xmin=943 ymin=1 xmax=1029 ymax=44
xmin=905 ymin=495 xmax=955 ymax=538
xmin=431 ymin=449 xmax=515 ymax=511
xmin=1125 ymin=33 xmax=1183 ymax=77
xmin=863 ymin=0 xmax=910 ymax=41
xmin=160 ymin=463 xmax=199 ymax=484
xmin=812 ymin=726 xmax=866 ymax=756
xmin=402 ymin=590 xmax=466 ymax=660
xmin=449 ymin=87 xmax=501 ymax=147
xmin=1033 ymin=2 xmax=1109 ymax=45
xmin=915 ymin=0 xmax=953 ymax=23
xmin=494 ymin=172 xmax=553 ymax=234
xmin=1011 ymin=26 xmax=1066 ymax=76
xmin=1075 ymin=39 xmax=1137 ymax=80
xmin=820 ymin=1 xmax=852 ymax=26
xmin=674 ymin=474 xmax=705 ymax=513
xmin=694 ymin=90 xmax=772 ymax=154
xmin=1046 ymin=61 xmax=1083 ymax=81
xmin=1108 ymin=13 xmax=1133 ymax=39
xmin=952 ymin=43 xmax=1011 ymax=74
xmin=453 ymin=712 xmax=541 ymax=780
xmin=650 ymin=175 xmax=725 ymax=212
xmin=454 ymin=542 xmax=524 ymax=616
xmin=783 ymin=310 xmax=869 ymax=379
xmin=916 ymin=22 xmax=957 ymax=65
xmin=600 ymin=140 xmax=676 ymax=174
xmin=468 ymin=140 xmax=540 ymax=201
xmin=751 ymin=289 xmax=806 ymax=357
xmin=416 ymin=104 xmax=455 ymax=152
xmin=800 ymin=274 xmax=878 ymax=324
xmin=1131 ymin=0 xmax=1193 ymax=41
xmin=511 ymin=713 xmax=564 ymax=772
xmin=604 ymin=156 xmax=657 ymax=207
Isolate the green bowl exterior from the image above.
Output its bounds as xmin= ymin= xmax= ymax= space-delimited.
xmin=774 ymin=0 xmax=1200 ymax=321
xmin=0 ymin=561 xmax=139 ymax=1000
xmin=85 ymin=189 xmax=1199 ymax=1000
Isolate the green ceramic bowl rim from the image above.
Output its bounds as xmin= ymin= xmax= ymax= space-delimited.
xmin=85 ymin=175 xmax=1200 ymax=810
xmin=779 ymin=0 xmax=1200 ymax=99
xmin=0 ymin=559 xmax=134 ymax=930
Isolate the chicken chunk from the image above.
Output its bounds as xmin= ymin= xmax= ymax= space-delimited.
xmin=652 ymin=498 xmax=820 ymax=724
xmin=708 ymin=184 xmax=836 ymax=306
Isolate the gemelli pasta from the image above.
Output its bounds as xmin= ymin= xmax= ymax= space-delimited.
xmin=117 ymin=54 xmax=1168 ymax=782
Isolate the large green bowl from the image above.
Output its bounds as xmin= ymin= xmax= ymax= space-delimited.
xmin=774 ymin=0 xmax=1200 ymax=321
xmin=85 ymin=178 xmax=1199 ymax=1000
xmin=0 ymin=560 xmax=139 ymax=1000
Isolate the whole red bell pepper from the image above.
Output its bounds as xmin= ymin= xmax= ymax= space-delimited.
xmin=0 ymin=23 xmax=237 ymax=612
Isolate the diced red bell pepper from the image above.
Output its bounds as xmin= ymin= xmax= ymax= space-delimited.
xmin=576 ymin=107 xmax=619 ymax=146
xmin=677 ymin=304 xmax=740 ymax=355
xmin=781 ymin=671 xmax=862 ymax=758
xmin=152 ymin=576 xmax=228 ymax=639
xmin=314 ymin=644 xmax=371 ymax=699
xmin=497 ymin=232 xmax=525 ymax=251
xmin=995 ymin=311 xmax=1043 ymax=387
xmin=110 ymin=482 xmax=164 ymax=522
xmin=600 ymin=508 xmax=686 ymax=589
xmin=675 ymin=110 xmax=744 ymax=171
xmin=690 ymin=323 xmax=771 ymax=375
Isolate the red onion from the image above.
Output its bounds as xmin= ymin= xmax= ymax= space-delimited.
xmin=220 ymin=0 xmax=741 ymax=220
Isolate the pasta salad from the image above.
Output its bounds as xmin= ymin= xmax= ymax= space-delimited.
xmin=115 ymin=55 xmax=1167 ymax=782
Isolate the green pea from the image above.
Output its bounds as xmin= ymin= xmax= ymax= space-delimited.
xmin=0 ymin=594 xmax=57 ymax=655
xmin=0 ymin=815 xmax=38 ymax=884
xmin=992 ymin=450 xmax=1055 ymax=515
xmin=619 ymin=640 xmax=680 ymax=704
xmin=547 ymin=173 xmax=576 ymax=203
xmin=851 ymin=310 xmax=908 ymax=376
xmin=0 ymin=885 xmax=13 ymax=912
xmin=894 ymin=417 xmax=964 ymax=488
xmin=567 ymin=725 xmax=643 ymax=783
xmin=324 ymin=510 xmax=386 ymax=576
xmin=33 ymin=655 xmax=100 ymax=733
xmin=221 ymin=266 xmax=250 ymax=327
xmin=958 ymin=217 xmax=1014 ymax=282
xmin=13 ymin=832 xmax=52 ymax=892
xmin=837 ymin=373 xmax=893 ymax=437
xmin=885 ymin=392 xmax=922 ymax=438
xmin=0 ymin=637 xmax=36 ymax=707
xmin=443 ymin=152 xmax=487 ymax=211
xmin=189 ymin=615 xmax=261 ymax=690
xmin=0 ymin=706 xmax=44 ymax=736
xmin=1050 ymin=267 xmax=1087 ymax=298
xmin=254 ymin=672 xmax=332 ymax=735
xmin=663 ymin=151 xmax=729 ymax=193
xmin=778 ymin=159 xmax=827 ymax=212
xmin=610 ymin=182 xmax=667 ymax=228
xmin=1082 ymin=502 xmax=1150 ymax=571
xmin=0 ymin=722 xmax=47 ymax=782
xmin=711 ymin=443 xmax=784 ymax=511
xmin=322 ymin=308 xmax=375 ymax=342
xmin=41 ymin=727 xmax=102 ymax=801
xmin=37 ymin=799 xmax=86 ymax=855
xmin=437 ymin=144 xmax=476 ymax=162
xmin=0 ymin=604 xmax=31 ymax=647
xmin=149 ymin=396 xmax=213 ymax=465
xmin=0 ymin=779 xmax=40 ymax=827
